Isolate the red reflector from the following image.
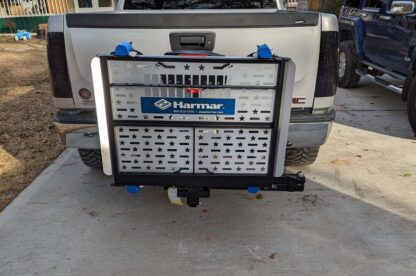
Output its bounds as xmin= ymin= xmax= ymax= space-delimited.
xmin=292 ymin=97 xmax=306 ymax=104
xmin=185 ymin=88 xmax=202 ymax=94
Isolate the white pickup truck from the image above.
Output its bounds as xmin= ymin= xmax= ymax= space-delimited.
xmin=47 ymin=0 xmax=338 ymax=205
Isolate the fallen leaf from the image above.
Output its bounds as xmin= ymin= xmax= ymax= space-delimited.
xmin=256 ymin=193 xmax=264 ymax=200
xmin=269 ymin=253 xmax=277 ymax=259
xmin=356 ymin=155 xmax=362 ymax=158
xmin=207 ymin=235 xmax=213 ymax=241
xmin=202 ymin=209 xmax=208 ymax=213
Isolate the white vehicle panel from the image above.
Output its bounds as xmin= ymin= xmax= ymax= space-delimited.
xmin=65 ymin=24 xmax=320 ymax=108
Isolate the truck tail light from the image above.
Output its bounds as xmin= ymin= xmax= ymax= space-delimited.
xmin=47 ymin=32 xmax=73 ymax=99
xmin=314 ymin=31 xmax=338 ymax=98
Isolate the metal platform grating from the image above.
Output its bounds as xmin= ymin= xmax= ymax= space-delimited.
xmin=194 ymin=128 xmax=272 ymax=174
xmin=108 ymin=60 xmax=278 ymax=87
xmin=111 ymin=86 xmax=275 ymax=123
xmin=114 ymin=127 xmax=193 ymax=173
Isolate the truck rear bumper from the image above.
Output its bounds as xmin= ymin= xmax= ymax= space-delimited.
xmin=54 ymin=110 xmax=334 ymax=150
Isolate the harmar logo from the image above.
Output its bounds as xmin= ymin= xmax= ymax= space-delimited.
xmin=142 ymin=97 xmax=234 ymax=115
xmin=154 ymin=99 xmax=172 ymax=110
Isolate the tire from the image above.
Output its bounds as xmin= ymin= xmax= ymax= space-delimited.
xmin=78 ymin=149 xmax=102 ymax=169
xmin=338 ymin=40 xmax=361 ymax=88
xmin=407 ymin=76 xmax=416 ymax=133
xmin=285 ymin=147 xmax=320 ymax=167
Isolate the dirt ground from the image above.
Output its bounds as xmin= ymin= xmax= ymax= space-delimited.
xmin=0 ymin=36 xmax=64 ymax=211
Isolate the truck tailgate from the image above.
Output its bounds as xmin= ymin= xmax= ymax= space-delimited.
xmin=64 ymin=12 xmax=321 ymax=109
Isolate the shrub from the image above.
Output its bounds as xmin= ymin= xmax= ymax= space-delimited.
xmin=319 ymin=0 xmax=343 ymax=15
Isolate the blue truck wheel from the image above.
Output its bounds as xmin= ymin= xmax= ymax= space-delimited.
xmin=338 ymin=40 xmax=361 ymax=88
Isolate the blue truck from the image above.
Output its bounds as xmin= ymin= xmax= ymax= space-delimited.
xmin=338 ymin=0 xmax=416 ymax=132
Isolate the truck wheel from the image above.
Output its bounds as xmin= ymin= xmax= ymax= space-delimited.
xmin=78 ymin=149 xmax=102 ymax=168
xmin=285 ymin=147 xmax=320 ymax=166
xmin=407 ymin=77 xmax=416 ymax=133
xmin=338 ymin=40 xmax=361 ymax=88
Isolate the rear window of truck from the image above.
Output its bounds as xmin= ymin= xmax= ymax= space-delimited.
xmin=124 ymin=0 xmax=277 ymax=10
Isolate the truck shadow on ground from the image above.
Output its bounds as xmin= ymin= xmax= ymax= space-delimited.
xmin=335 ymin=79 xmax=415 ymax=139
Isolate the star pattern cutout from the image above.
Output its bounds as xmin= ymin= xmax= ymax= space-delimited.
xmin=116 ymin=126 xmax=272 ymax=174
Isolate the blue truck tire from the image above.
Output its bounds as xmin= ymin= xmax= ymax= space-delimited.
xmin=338 ymin=40 xmax=361 ymax=88
xmin=407 ymin=76 xmax=416 ymax=133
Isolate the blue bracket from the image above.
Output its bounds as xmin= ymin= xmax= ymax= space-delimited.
xmin=115 ymin=41 xmax=134 ymax=57
xmin=257 ymin=44 xmax=273 ymax=59
xmin=127 ymin=185 xmax=141 ymax=194
xmin=248 ymin=186 xmax=260 ymax=194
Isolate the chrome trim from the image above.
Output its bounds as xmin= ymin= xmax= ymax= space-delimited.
xmin=55 ymin=121 xmax=333 ymax=151
xmin=54 ymin=123 xmax=99 ymax=149
xmin=52 ymin=97 xmax=76 ymax=109
xmin=361 ymin=61 xmax=406 ymax=81
xmin=287 ymin=122 xmax=332 ymax=148
xmin=321 ymin=13 xmax=338 ymax=32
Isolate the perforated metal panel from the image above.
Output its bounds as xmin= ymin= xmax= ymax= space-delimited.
xmin=111 ymin=86 xmax=275 ymax=123
xmin=114 ymin=127 xmax=193 ymax=173
xmin=108 ymin=60 xmax=278 ymax=86
xmin=94 ymin=55 xmax=291 ymax=180
xmin=195 ymin=128 xmax=272 ymax=175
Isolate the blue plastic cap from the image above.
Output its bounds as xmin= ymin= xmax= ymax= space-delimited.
xmin=257 ymin=44 xmax=273 ymax=59
xmin=248 ymin=186 xmax=260 ymax=194
xmin=127 ymin=185 xmax=140 ymax=194
xmin=115 ymin=41 xmax=133 ymax=57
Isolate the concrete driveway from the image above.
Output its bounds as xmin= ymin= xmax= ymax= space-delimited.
xmin=0 ymin=80 xmax=415 ymax=276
